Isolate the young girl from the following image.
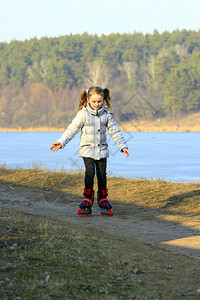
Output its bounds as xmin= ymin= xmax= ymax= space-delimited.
xmin=50 ymin=86 xmax=129 ymax=216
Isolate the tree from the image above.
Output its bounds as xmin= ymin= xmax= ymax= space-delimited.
xmin=83 ymin=59 xmax=111 ymax=87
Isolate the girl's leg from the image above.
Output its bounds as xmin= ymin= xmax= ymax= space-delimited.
xmin=96 ymin=158 xmax=113 ymax=215
xmin=78 ymin=158 xmax=95 ymax=215
xmin=95 ymin=158 xmax=107 ymax=190
xmin=83 ymin=157 xmax=95 ymax=190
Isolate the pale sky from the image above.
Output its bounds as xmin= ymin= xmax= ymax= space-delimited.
xmin=0 ymin=0 xmax=200 ymax=42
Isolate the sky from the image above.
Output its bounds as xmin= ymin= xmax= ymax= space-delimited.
xmin=0 ymin=0 xmax=200 ymax=42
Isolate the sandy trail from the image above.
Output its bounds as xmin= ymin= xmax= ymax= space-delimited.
xmin=0 ymin=182 xmax=200 ymax=259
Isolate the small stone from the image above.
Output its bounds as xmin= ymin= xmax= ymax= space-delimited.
xmin=45 ymin=275 xmax=50 ymax=282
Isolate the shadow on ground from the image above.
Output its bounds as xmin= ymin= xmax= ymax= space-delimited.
xmin=0 ymin=180 xmax=199 ymax=259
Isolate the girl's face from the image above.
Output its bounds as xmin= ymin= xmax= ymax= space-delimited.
xmin=87 ymin=94 xmax=103 ymax=110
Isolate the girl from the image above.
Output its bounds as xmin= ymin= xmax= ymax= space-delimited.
xmin=50 ymin=86 xmax=129 ymax=216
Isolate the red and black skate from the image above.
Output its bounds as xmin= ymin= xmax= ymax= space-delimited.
xmin=77 ymin=189 xmax=95 ymax=216
xmin=97 ymin=189 xmax=113 ymax=216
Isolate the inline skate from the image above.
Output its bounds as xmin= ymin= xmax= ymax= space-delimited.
xmin=77 ymin=189 xmax=95 ymax=216
xmin=97 ymin=189 xmax=113 ymax=216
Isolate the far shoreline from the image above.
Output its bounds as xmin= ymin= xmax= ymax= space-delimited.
xmin=1 ymin=112 xmax=200 ymax=132
xmin=0 ymin=126 xmax=199 ymax=132
xmin=0 ymin=124 xmax=199 ymax=133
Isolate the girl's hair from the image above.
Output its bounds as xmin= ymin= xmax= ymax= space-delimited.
xmin=79 ymin=86 xmax=111 ymax=110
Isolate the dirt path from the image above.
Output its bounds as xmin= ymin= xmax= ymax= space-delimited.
xmin=0 ymin=182 xmax=200 ymax=260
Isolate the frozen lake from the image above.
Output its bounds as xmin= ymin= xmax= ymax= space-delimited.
xmin=0 ymin=132 xmax=199 ymax=183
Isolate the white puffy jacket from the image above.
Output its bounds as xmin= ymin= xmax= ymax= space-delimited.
xmin=57 ymin=104 xmax=127 ymax=160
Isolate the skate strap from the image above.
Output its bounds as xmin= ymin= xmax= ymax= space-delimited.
xmin=99 ymin=189 xmax=108 ymax=196
xmin=83 ymin=197 xmax=93 ymax=204
xmin=84 ymin=189 xmax=95 ymax=195
xmin=98 ymin=198 xmax=108 ymax=204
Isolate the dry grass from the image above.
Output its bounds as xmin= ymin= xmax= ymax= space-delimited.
xmin=1 ymin=111 xmax=200 ymax=132
xmin=0 ymin=207 xmax=200 ymax=299
xmin=1 ymin=166 xmax=199 ymax=216
xmin=0 ymin=127 xmax=66 ymax=132
xmin=0 ymin=166 xmax=200 ymax=299
xmin=0 ymin=165 xmax=200 ymax=235
xmin=119 ymin=112 xmax=200 ymax=132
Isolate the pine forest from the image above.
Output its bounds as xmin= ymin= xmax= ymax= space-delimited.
xmin=1 ymin=30 xmax=200 ymax=128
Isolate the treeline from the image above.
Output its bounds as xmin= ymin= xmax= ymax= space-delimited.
xmin=1 ymin=30 xmax=200 ymax=128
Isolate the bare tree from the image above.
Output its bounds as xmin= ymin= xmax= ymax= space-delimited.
xmin=120 ymin=61 xmax=137 ymax=81
xmin=83 ymin=59 xmax=111 ymax=87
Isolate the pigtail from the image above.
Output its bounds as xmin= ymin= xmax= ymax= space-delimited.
xmin=79 ymin=90 xmax=88 ymax=110
xmin=103 ymin=88 xmax=112 ymax=109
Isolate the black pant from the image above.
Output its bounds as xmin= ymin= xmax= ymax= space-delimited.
xmin=83 ymin=157 xmax=107 ymax=191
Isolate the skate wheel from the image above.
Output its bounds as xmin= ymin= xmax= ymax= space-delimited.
xmin=101 ymin=209 xmax=113 ymax=216
xmin=109 ymin=209 xmax=113 ymax=216
xmin=77 ymin=208 xmax=92 ymax=216
xmin=77 ymin=208 xmax=82 ymax=215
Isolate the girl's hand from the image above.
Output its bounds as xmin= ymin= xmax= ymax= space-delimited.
xmin=122 ymin=147 xmax=130 ymax=158
xmin=50 ymin=142 xmax=62 ymax=152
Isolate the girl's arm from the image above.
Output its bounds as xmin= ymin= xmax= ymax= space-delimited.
xmin=50 ymin=110 xmax=84 ymax=151
xmin=50 ymin=142 xmax=62 ymax=152
xmin=122 ymin=147 xmax=130 ymax=157
xmin=107 ymin=112 xmax=129 ymax=157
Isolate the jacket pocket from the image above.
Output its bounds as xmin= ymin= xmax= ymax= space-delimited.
xmin=101 ymin=143 xmax=108 ymax=150
xmin=80 ymin=144 xmax=91 ymax=148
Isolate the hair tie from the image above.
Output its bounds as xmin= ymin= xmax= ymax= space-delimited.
xmin=102 ymin=88 xmax=105 ymax=91
xmin=86 ymin=88 xmax=89 ymax=95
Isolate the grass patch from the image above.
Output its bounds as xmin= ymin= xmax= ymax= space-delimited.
xmin=0 ymin=166 xmax=200 ymax=298
xmin=1 ymin=165 xmax=200 ymax=216
xmin=0 ymin=208 xmax=200 ymax=300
